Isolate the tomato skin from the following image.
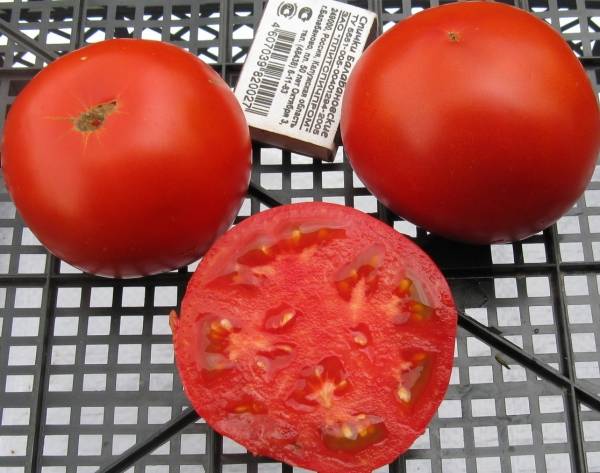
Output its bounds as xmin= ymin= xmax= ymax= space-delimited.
xmin=2 ymin=39 xmax=251 ymax=277
xmin=341 ymin=2 xmax=600 ymax=244
xmin=172 ymin=202 xmax=457 ymax=473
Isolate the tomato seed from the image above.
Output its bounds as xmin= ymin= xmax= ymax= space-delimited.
xmin=396 ymin=386 xmax=411 ymax=403
xmin=395 ymin=278 xmax=413 ymax=297
xmin=350 ymin=324 xmax=371 ymax=347
xmin=220 ymin=319 xmax=233 ymax=330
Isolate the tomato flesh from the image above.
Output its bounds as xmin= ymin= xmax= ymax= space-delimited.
xmin=172 ymin=202 xmax=457 ymax=472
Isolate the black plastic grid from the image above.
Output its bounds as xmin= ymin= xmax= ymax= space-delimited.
xmin=1 ymin=1 xmax=600 ymax=472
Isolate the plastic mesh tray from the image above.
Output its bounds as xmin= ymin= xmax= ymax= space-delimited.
xmin=1 ymin=1 xmax=600 ymax=472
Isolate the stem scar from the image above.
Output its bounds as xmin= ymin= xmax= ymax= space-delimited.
xmin=448 ymin=31 xmax=461 ymax=42
xmin=73 ymin=100 xmax=118 ymax=133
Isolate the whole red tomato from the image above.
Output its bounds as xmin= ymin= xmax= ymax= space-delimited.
xmin=341 ymin=2 xmax=600 ymax=244
xmin=2 ymin=39 xmax=251 ymax=277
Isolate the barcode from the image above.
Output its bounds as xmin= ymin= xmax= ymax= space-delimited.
xmin=246 ymin=28 xmax=296 ymax=117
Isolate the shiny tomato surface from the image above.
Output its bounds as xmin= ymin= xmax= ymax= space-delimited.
xmin=2 ymin=39 xmax=251 ymax=277
xmin=342 ymin=2 xmax=600 ymax=244
xmin=172 ymin=202 xmax=457 ymax=473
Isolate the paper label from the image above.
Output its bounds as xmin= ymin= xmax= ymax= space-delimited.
xmin=235 ymin=0 xmax=377 ymax=157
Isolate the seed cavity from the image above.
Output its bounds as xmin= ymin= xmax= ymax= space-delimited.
xmin=287 ymin=226 xmax=346 ymax=251
xmin=395 ymin=351 xmax=432 ymax=405
xmin=334 ymin=245 xmax=384 ymax=301
xmin=201 ymin=353 xmax=235 ymax=380
xmin=205 ymin=317 xmax=240 ymax=353
xmin=197 ymin=316 xmax=242 ymax=380
xmin=264 ymin=303 xmax=302 ymax=333
xmin=255 ymin=343 xmax=295 ymax=378
xmin=236 ymin=226 xmax=347 ymax=268
xmin=322 ymin=414 xmax=388 ymax=453
xmin=287 ymin=356 xmax=350 ymax=411
xmin=409 ymin=301 xmax=434 ymax=320
xmin=207 ymin=266 xmax=265 ymax=290
xmin=237 ymin=244 xmax=275 ymax=266
xmin=228 ymin=396 xmax=267 ymax=415
xmin=392 ymin=277 xmax=436 ymax=324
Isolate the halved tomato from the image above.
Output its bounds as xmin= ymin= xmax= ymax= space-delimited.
xmin=171 ymin=202 xmax=457 ymax=472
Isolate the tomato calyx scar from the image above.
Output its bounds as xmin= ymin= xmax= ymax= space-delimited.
xmin=73 ymin=100 xmax=118 ymax=133
xmin=447 ymin=31 xmax=461 ymax=42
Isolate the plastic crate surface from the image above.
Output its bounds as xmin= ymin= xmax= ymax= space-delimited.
xmin=1 ymin=1 xmax=600 ymax=472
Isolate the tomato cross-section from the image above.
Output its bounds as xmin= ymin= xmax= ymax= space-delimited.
xmin=172 ymin=202 xmax=457 ymax=473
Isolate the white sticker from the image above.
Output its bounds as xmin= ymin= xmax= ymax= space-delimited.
xmin=235 ymin=0 xmax=377 ymax=159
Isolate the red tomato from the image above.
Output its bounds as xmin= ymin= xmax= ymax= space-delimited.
xmin=1 ymin=39 xmax=251 ymax=277
xmin=341 ymin=2 xmax=600 ymax=244
xmin=172 ymin=202 xmax=457 ymax=473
